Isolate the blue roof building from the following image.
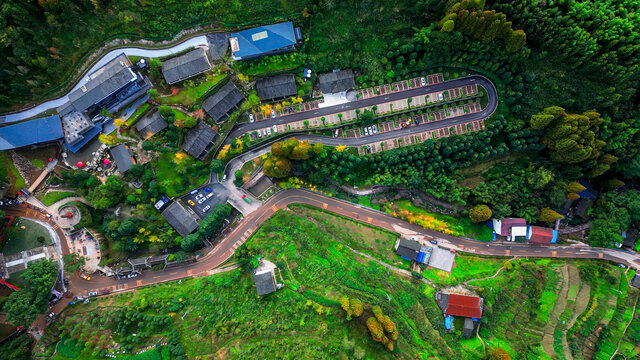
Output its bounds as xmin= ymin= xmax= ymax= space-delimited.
xmin=0 ymin=115 xmax=63 ymax=150
xmin=229 ymin=22 xmax=302 ymax=61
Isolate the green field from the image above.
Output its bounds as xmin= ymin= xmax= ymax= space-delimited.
xmin=153 ymin=152 xmax=207 ymax=197
xmin=1 ymin=218 xmax=53 ymax=255
xmin=0 ymin=151 xmax=27 ymax=194
xmin=40 ymin=191 xmax=76 ymax=206
xmin=158 ymin=73 xmax=227 ymax=107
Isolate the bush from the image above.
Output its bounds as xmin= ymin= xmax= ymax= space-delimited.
xmin=469 ymin=204 xmax=492 ymax=222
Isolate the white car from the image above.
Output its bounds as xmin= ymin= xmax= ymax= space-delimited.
xmin=222 ymin=174 xmax=227 ymax=182
xmin=189 ymin=189 xmax=198 ymax=195
xmin=372 ymin=125 xmax=378 ymax=134
xmin=88 ymin=291 xmax=98 ymax=297
xmin=267 ymin=128 xmax=272 ymax=136
xmin=206 ymin=193 xmax=213 ymax=199
xmin=438 ymin=93 xmax=444 ymax=101
xmin=421 ymin=77 xmax=426 ymax=86
xmin=258 ymin=130 xmax=262 ymax=138
xmin=127 ymin=273 xmax=138 ymax=278
xmin=364 ymin=127 xmax=369 ymax=136
xmin=249 ymin=113 xmax=254 ymax=123
xmin=195 ymin=194 xmax=203 ymax=200
xmin=271 ymin=109 xmax=276 ymax=118
xmin=202 ymin=205 xmax=211 ymax=212
xmin=263 ymin=129 xmax=267 ymax=136
xmin=273 ymin=125 xmax=278 ymax=133
xmin=368 ymin=126 xmax=373 ymax=135
xmin=197 ymin=198 xmax=206 ymax=204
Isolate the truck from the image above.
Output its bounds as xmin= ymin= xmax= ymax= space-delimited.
xmin=242 ymin=195 xmax=252 ymax=204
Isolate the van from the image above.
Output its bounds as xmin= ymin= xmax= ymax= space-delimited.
xmin=222 ymin=174 xmax=227 ymax=182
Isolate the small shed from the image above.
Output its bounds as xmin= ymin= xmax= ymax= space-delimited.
xmin=253 ymin=259 xmax=281 ymax=296
xmin=394 ymin=238 xmax=421 ymax=261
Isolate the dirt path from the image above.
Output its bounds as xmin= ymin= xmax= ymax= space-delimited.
xmin=610 ymin=295 xmax=639 ymax=360
xmin=464 ymin=259 xmax=515 ymax=286
xmin=542 ymin=265 xmax=570 ymax=358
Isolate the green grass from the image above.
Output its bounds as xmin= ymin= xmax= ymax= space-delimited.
xmin=40 ymin=191 xmax=76 ymax=206
xmin=153 ymin=152 xmax=207 ymax=197
xmin=2 ymin=218 xmax=53 ymax=255
xmin=390 ymin=199 xmax=493 ymax=241
xmin=235 ymin=53 xmax=304 ymax=76
xmin=0 ymin=152 xmax=27 ymax=191
xmin=422 ymin=254 xmax=508 ymax=287
xmin=30 ymin=159 xmax=45 ymax=169
xmin=568 ymin=284 xmax=579 ymax=299
xmin=7 ymin=269 xmax=29 ymax=289
xmin=158 ymin=73 xmax=227 ymax=106
xmin=125 ymin=103 xmax=150 ymax=127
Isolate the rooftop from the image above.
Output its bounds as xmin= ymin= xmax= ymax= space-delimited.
xmin=254 ymin=268 xmax=277 ymax=296
xmin=0 ymin=115 xmax=63 ymax=150
xmin=135 ymin=111 xmax=168 ymax=139
xmin=230 ymin=22 xmax=297 ymax=60
xmin=161 ymin=201 xmax=199 ymax=237
xmin=256 ymin=74 xmax=297 ymax=101
xmin=68 ymin=53 xmax=137 ymax=113
xmin=428 ymin=246 xmax=456 ymax=272
xmin=201 ymin=82 xmax=245 ymax=123
xmin=207 ymin=33 xmax=230 ymax=60
xmin=109 ymin=144 xmax=136 ymax=173
xmin=395 ymin=238 xmax=421 ymax=260
xmin=161 ymin=48 xmax=212 ymax=84
xmin=437 ymin=292 xmax=483 ymax=318
xmin=318 ymin=69 xmax=355 ymax=94
xmin=182 ymin=121 xmax=219 ymax=159
xmin=527 ymin=226 xmax=556 ymax=245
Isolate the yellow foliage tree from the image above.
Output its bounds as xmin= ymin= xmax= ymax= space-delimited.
xmin=114 ymin=118 xmax=126 ymax=127
xmin=336 ymin=145 xmax=347 ymax=152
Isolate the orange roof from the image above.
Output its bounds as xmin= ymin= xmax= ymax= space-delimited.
xmin=446 ymin=294 xmax=482 ymax=318
xmin=528 ymin=226 xmax=554 ymax=245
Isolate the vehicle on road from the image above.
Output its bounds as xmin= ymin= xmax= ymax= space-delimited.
xmin=222 ymin=174 xmax=227 ymax=182
xmin=372 ymin=125 xmax=377 ymax=134
xmin=421 ymin=77 xmax=426 ymax=86
xmin=242 ymin=195 xmax=252 ymax=204
xmin=271 ymin=109 xmax=276 ymax=118
xmin=88 ymin=291 xmax=98 ymax=297
xmin=187 ymin=200 xmax=195 ymax=206
xmin=430 ymin=240 xmax=438 ymax=245
xmin=81 ymin=273 xmax=91 ymax=281
xmin=249 ymin=113 xmax=254 ymax=123
xmin=202 ymin=205 xmax=211 ymax=212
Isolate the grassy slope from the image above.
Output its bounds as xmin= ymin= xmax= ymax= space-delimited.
xmin=40 ymin=191 xmax=76 ymax=206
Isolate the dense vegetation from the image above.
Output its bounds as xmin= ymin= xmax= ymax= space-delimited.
xmin=2 ymin=259 xmax=58 ymax=326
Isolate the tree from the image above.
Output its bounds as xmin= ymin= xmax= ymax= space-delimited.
xmin=147 ymin=88 xmax=159 ymax=99
xmin=487 ymin=347 xmax=511 ymax=360
xmin=566 ymin=182 xmax=586 ymax=193
xmin=210 ymin=159 xmax=225 ymax=173
xmin=538 ymin=208 xmax=563 ymax=222
xmin=469 ymin=204 xmax=492 ymax=222
xmin=567 ymin=192 xmax=580 ymax=200
xmin=263 ymin=157 xmax=291 ymax=178
xmin=441 ymin=20 xmax=455 ymax=32
xmin=505 ymin=30 xmax=526 ymax=52
xmin=3 ymin=291 xmax=38 ymax=326
xmin=312 ymin=143 xmax=324 ymax=154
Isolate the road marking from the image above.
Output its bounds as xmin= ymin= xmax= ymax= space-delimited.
xmin=598 ymin=252 xmax=604 ymax=258
xmin=136 ymin=280 xmax=142 ymax=286
xmin=271 ymin=205 xmax=278 ymax=212
xmin=552 ymin=251 xmax=557 ymax=257
xmin=322 ymin=203 xmax=328 ymax=209
xmin=505 ymin=250 xmax=510 ymax=256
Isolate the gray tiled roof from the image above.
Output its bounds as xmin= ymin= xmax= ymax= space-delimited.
xmin=135 ymin=111 xmax=168 ymax=139
xmin=395 ymin=238 xmax=421 ymax=260
xmin=201 ymin=82 xmax=245 ymax=123
xmin=161 ymin=48 xmax=212 ymax=84
xmin=161 ymin=201 xmax=199 ymax=237
xmin=318 ymin=69 xmax=355 ymax=94
xmin=182 ymin=121 xmax=219 ymax=159
xmin=207 ymin=33 xmax=230 ymax=60
xmin=68 ymin=53 xmax=137 ymax=112
xmin=256 ymin=74 xmax=297 ymax=101
xmin=109 ymin=144 xmax=135 ymax=173
xmin=254 ymin=270 xmax=277 ymax=295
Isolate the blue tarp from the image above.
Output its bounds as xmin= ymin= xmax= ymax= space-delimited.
xmin=64 ymin=122 xmax=102 ymax=153
xmin=416 ymin=252 xmax=426 ymax=264
xmin=230 ymin=22 xmax=297 ymax=60
xmin=444 ymin=315 xmax=454 ymax=330
xmin=0 ymin=115 xmax=63 ymax=150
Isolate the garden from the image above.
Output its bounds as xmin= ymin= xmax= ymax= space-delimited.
xmin=1 ymin=218 xmax=53 ymax=255
xmin=153 ymin=152 xmax=208 ymax=197
xmin=39 ymin=191 xmax=76 ymax=206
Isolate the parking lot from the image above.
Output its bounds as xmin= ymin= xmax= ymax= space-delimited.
xmin=180 ymin=183 xmax=230 ymax=219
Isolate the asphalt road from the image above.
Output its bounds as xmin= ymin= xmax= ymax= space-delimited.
xmin=44 ymin=188 xmax=640 ymax=297
xmin=226 ymin=75 xmax=497 ymax=142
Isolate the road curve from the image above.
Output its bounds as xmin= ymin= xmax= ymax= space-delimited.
xmin=225 ymin=75 xmax=497 ymax=142
xmin=64 ymin=188 xmax=640 ymax=296
xmin=1 ymin=36 xmax=208 ymax=123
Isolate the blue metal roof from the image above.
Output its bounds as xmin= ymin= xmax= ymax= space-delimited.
xmin=0 ymin=115 xmax=63 ymax=150
xmin=64 ymin=122 xmax=102 ymax=153
xmin=230 ymin=22 xmax=296 ymax=59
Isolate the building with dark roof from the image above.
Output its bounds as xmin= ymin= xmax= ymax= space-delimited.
xmin=0 ymin=115 xmax=63 ymax=150
xmin=623 ymin=229 xmax=638 ymax=249
xmin=161 ymin=201 xmax=199 ymax=237
xmin=527 ymin=226 xmax=558 ymax=245
xmin=632 ymin=274 xmax=640 ymax=289
xmin=135 ymin=112 xmax=168 ymax=139
xmin=207 ymin=33 xmax=230 ymax=60
xmin=109 ymin=144 xmax=136 ymax=173
xmin=66 ymin=53 xmax=151 ymax=117
xmin=318 ymin=70 xmax=355 ymax=94
xmin=463 ymin=318 xmax=476 ymax=339
xmin=492 ymin=218 xmax=527 ymax=241
xmin=230 ymin=22 xmax=302 ymax=61
xmin=256 ymin=74 xmax=297 ymax=102
xmin=394 ymin=238 xmax=421 ymax=261
xmin=435 ymin=292 xmax=483 ymax=319
xmin=182 ymin=122 xmax=219 ymax=159
xmin=161 ymin=48 xmax=212 ymax=85
xmin=201 ymin=82 xmax=245 ymax=123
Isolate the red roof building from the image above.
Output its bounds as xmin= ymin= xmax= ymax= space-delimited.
xmin=527 ymin=226 xmax=558 ymax=245
xmin=435 ymin=292 xmax=483 ymax=319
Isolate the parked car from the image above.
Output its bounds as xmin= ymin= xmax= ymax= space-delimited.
xmin=242 ymin=195 xmax=252 ymax=204
xmin=372 ymin=125 xmax=377 ymax=134
xmin=421 ymin=77 xmax=426 ymax=86
xmin=368 ymin=126 xmax=373 ymax=135
xmin=262 ymin=129 xmax=267 ymax=136
xmin=206 ymin=193 xmax=213 ymax=199
xmin=249 ymin=113 xmax=254 ymax=123
xmin=127 ymin=273 xmax=138 ymax=278
xmin=101 ymin=289 xmax=110 ymax=295
xmin=202 ymin=205 xmax=211 ymax=212
xmin=364 ymin=127 xmax=369 ymax=136
xmin=88 ymin=291 xmax=98 ymax=297
xmin=222 ymin=174 xmax=227 ymax=182
xmin=271 ymin=109 xmax=276 ymax=118
xmin=430 ymin=240 xmax=438 ymax=245
xmin=267 ymin=128 xmax=272 ymax=136
xmin=203 ymin=188 xmax=212 ymax=192
xmin=197 ymin=198 xmax=206 ymax=204
xmin=273 ymin=125 xmax=278 ymax=133
xmin=450 ymin=249 xmax=456 ymax=254
xmin=195 ymin=194 xmax=204 ymax=200
xmin=81 ymin=273 xmax=91 ymax=281
xmin=258 ymin=130 xmax=262 ymax=138
xmin=190 ymin=189 xmax=198 ymax=195
xmin=438 ymin=93 xmax=444 ymax=101
xmin=187 ymin=200 xmax=195 ymax=206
